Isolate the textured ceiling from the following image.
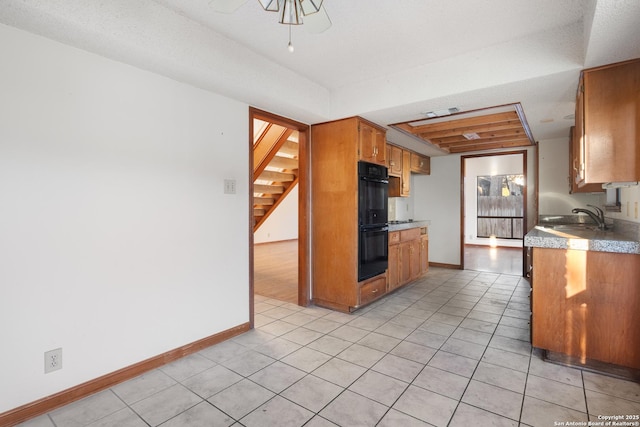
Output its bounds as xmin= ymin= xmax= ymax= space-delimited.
xmin=1 ymin=0 xmax=639 ymax=156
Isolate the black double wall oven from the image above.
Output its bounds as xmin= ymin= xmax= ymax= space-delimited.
xmin=358 ymin=161 xmax=389 ymax=281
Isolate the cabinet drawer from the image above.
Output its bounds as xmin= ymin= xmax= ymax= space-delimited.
xmin=400 ymin=228 xmax=420 ymax=242
xmin=360 ymin=276 xmax=387 ymax=305
xmin=389 ymin=231 xmax=400 ymax=244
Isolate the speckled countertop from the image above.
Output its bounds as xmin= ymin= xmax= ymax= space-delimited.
xmin=524 ymin=216 xmax=640 ymax=254
xmin=388 ymin=220 xmax=430 ymax=232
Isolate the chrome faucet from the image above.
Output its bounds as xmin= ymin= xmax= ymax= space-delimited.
xmin=571 ymin=205 xmax=607 ymax=230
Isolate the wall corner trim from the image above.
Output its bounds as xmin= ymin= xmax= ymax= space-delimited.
xmin=0 ymin=322 xmax=251 ymax=426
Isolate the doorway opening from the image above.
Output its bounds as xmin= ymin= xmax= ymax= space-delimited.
xmin=249 ymin=108 xmax=309 ymax=313
xmin=461 ymin=151 xmax=527 ymax=275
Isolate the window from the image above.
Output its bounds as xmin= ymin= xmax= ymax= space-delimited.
xmin=477 ymin=174 xmax=524 ymax=239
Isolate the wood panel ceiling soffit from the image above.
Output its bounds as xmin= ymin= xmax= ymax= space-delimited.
xmin=390 ymin=104 xmax=535 ymax=154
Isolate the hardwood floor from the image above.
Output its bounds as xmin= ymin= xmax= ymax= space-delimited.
xmin=254 ymin=240 xmax=298 ymax=304
xmin=253 ymin=241 xmax=524 ymax=305
xmin=464 ymin=244 xmax=524 ymax=275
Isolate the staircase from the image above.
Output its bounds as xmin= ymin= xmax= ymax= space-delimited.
xmin=253 ymin=119 xmax=299 ymax=232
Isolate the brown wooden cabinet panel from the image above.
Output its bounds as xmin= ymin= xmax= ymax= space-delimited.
xmin=359 ymin=275 xmax=387 ymax=305
xmin=389 ymin=227 xmax=427 ymax=290
xmin=387 ymin=145 xmax=403 ymax=177
xmin=311 ymin=117 xmax=388 ymax=312
xmin=420 ymin=234 xmax=429 ymax=275
xmin=387 ymin=242 xmax=401 ymax=291
xmin=359 ymin=121 xmax=386 ymax=166
xmin=569 ymin=126 xmax=602 ymax=193
xmin=401 ymin=150 xmax=411 ymax=196
xmin=399 ymin=241 xmax=412 ymax=284
xmin=577 ymin=58 xmax=640 ymax=185
xmin=532 ymin=247 xmax=640 ymax=369
xmin=388 ymin=146 xmax=429 ymax=197
xmin=408 ymin=239 xmax=421 ymax=281
xmin=410 ymin=152 xmax=431 ymax=174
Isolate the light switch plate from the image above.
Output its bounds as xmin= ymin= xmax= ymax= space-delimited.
xmin=224 ymin=179 xmax=236 ymax=194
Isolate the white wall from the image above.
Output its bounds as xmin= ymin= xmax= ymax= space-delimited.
xmin=0 ymin=25 xmax=250 ymax=412
xmin=537 ymin=137 xmax=640 ymax=224
xmin=254 ymin=185 xmax=299 ymax=243
xmin=609 ymin=185 xmax=640 ymax=223
xmin=537 ymin=138 xmax=602 ymax=214
xmin=414 ymin=148 xmax=536 ymax=266
xmin=413 ymin=155 xmax=462 ymax=265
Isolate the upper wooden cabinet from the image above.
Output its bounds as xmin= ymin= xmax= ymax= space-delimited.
xmin=569 ymin=126 xmax=602 ymax=193
xmin=401 ymin=150 xmax=411 ymax=196
xmin=410 ymin=152 xmax=431 ymax=174
xmin=387 ymin=145 xmax=403 ymax=176
xmin=358 ymin=121 xmax=387 ymax=166
xmin=387 ymin=144 xmax=430 ymax=197
xmin=576 ymin=58 xmax=640 ymax=185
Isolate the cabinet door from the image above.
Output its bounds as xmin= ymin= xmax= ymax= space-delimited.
xmin=582 ymin=59 xmax=640 ymax=183
xmin=419 ymin=235 xmax=429 ymax=275
xmin=569 ymin=126 xmax=602 ymax=193
xmin=388 ymin=243 xmax=401 ymax=291
xmin=409 ymin=239 xmax=421 ymax=281
xmin=359 ymin=122 xmax=386 ymax=166
xmin=359 ymin=275 xmax=387 ymax=306
xmin=532 ymin=248 xmax=640 ymax=369
xmin=575 ymin=77 xmax=586 ymax=186
xmin=401 ymin=150 xmax=411 ymax=196
xmin=388 ymin=145 xmax=403 ymax=176
xmin=399 ymin=241 xmax=412 ymax=284
xmin=410 ymin=152 xmax=431 ymax=174
xmin=374 ymin=128 xmax=386 ymax=165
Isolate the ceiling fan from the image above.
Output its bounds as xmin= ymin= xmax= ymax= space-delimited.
xmin=210 ymin=0 xmax=331 ymax=50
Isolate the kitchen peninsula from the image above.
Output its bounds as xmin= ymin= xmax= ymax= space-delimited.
xmin=524 ymin=218 xmax=640 ymax=378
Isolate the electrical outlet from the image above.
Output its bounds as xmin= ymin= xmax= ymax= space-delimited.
xmin=45 ymin=348 xmax=62 ymax=373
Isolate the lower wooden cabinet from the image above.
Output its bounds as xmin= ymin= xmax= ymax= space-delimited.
xmin=420 ymin=233 xmax=429 ymax=275
xmin=532 ymin=247 xmax=640 ymax=370
xmin=388 ymin=241 xmax=401 ymax=291
xmin=388 ymin=227 xmax=428 ymax=290
xmin=359 ymin=275 xmax=387 ymax=306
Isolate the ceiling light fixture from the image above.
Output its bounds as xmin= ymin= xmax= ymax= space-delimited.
xmin=258 ymin=0 xmax=324 ymax=51
xmin=462 ymin=132 xmax=481 ymax=140
xmin=422 ymin=107 xmax=461 ymax=118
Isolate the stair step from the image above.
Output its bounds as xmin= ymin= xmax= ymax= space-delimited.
xmin=254 ymin=183 xmax=284 ymax=194
xmin=269 ymin=156 xmax=298 ymax=170
xmin=278 ymin=140 xmax=299 ymax=156
xmin=258 ymin=170 xmax=295 ymax=182
xmin=254 ymin=209 xmax=265 ymax=216
xmin=254 ymin=197 xmax=274 ymax=205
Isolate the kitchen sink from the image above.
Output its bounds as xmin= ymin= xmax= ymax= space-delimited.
xmin=540 ymin=224 xmax=600 ymax=231
xmin=535 ymin=223 xmax=614 ymax=235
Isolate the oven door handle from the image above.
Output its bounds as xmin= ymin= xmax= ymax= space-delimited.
xmin=360 ymin=225 xmax=389 ymax=232
xmin=360 ymin=176 xmax=389 ymax=184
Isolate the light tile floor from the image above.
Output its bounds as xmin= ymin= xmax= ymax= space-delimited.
xmin=19 ymin=268 xmax=640 ymax=427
